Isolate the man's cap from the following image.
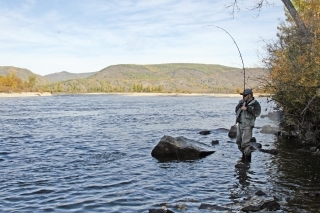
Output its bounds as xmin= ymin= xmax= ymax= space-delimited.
xmin=240 ymin=88 xmax=253 ymax=95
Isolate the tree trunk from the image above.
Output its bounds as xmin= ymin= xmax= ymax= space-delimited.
xmin=281 ymin=0 xmax=311 ymax=43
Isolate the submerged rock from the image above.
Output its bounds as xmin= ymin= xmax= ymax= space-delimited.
xmin=211 ymin=140 xmax=219 ymax=145
xmin=199 ymin=130 xmax=211 ymax=135
xmin=259 ymin=148 xmax=278 ymax=155
xmin=255 ymin=190 xmax=266 ymax=196
xmin=241 ymin=200 xmax=281 ymax=212
xmin=199 ymin=203 xmax=230 ymax=211
xmin=241 ymin=205 xmax=260 ymax=212
xmin=260 ymin=200 xmax=281 ymax=211
xmin=151 ymin=135 xmax=215 ymax=161
xmin=148 ymin=209 xmax=174 ymax=213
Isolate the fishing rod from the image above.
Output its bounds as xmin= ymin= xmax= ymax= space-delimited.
xmin=204 ymin=25 xmax=246 ymax=91
xmin=203 ymin=25 xmax=249 ymax=124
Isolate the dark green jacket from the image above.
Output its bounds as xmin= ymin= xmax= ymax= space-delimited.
xmin=235 ymin=98 xmax=261 ymax=127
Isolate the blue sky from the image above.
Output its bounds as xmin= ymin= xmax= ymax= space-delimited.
xmin=0 ymin=0 xmax=285 ymax=75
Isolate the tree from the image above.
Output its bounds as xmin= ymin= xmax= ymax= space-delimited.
xmin=27 ymin=75 xmax=37 ymax=91
xmin=228 ymin=0 xmax=311 ymax=43
xmin=262 ymin=0 xmax=320 ymax=142
xmin=0 ymin=72 xmax=23 ymax=92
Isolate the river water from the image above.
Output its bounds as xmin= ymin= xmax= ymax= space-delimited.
xmin=0 ymin=94 xmax=319 ymax=212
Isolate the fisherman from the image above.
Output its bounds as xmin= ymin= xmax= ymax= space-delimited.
xmin=235 ymin=88 xmax=261 ymax=160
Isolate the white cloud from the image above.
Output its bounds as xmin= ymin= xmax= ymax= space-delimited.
xmin=0 ymin=0 xmax=285 ymax=75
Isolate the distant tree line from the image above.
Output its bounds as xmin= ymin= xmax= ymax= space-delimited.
xmin=0 ymin=72 xmax=245 ymax=94
xmin=0 ymin=72 xmax=37 ymax=92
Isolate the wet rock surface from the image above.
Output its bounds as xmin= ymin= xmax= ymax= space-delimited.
xmin=211 ymin=140 xmax=219 ymax=145
xmin=260 ymin=125 xmax=280 ymax=134
xmin=148 ymin=209 xmax=174 ymax=213
xmin=151 ymin=135 xmax=215 ymax=161
xmin=259 ymin=148 xmax=278 ymax=155
xmin=255 ymin=190 xmax=267 ymax=196
xmin=198 ymin=130 xmax=211 ymax=135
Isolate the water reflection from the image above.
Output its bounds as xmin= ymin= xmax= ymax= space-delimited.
xmin=236 ymin=159 xmax=251 ymax=188
xmin=271 ymin=138 xmax=320 ymax=212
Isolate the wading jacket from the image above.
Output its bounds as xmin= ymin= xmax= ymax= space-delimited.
xmin=235 ymin=98 xmax=261 ymax=127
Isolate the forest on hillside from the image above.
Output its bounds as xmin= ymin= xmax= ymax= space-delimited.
xmin=0 ymin=64 xmax=264 ymax=94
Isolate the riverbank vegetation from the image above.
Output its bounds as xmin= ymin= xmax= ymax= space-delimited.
xmin=0 ymin=72 xmax=37 ymax=93
xmin=261 ymin=0 xmax=320 ymax=144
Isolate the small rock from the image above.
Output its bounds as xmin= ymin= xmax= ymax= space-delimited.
xmin=149 ymin=209 xmax=174 ymax=213
xmin=259 ymin=148 xmax=278 ymax=155
xmin=255 ymin=190 xmax=266 ymax=196
xmin=260 ymin=200 xmax=281 ymax=211
xmin=211 ymin=140 xmax=219 ymax=145
xmin=260 ymin=125 xmax=280 ymax=134
xmin=199 ymin=130 xmax=211 ymax=135
xmin=241 ymin=205 xmax=260 ymax=212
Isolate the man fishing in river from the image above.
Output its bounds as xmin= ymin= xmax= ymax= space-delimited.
xmin=235 ymin=88 xmax=261 ymax=160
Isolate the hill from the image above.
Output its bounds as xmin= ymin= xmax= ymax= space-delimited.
xmin=0 ymin=66 xmax=48 ymax=85
xmin=44 ymin=71 xmax=96 ymax=83
xmin=0 ymin=64 xmax=267 ymax=93
xmin=48 ymin=63 xmax=266 ymax=93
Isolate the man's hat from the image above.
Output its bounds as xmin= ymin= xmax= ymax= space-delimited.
xmin=240 ymin=88 xmax=253 ymax=95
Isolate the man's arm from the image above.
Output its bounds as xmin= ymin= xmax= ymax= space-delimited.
xmin=247 ymin=101 xmax=261 ymax=117
xmin=235 ymin=100 xmax=243 ymax=113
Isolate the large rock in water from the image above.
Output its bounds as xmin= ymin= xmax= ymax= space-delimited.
xmin=151 ymin=135 xmax=215 ymax=161
xmin=260 ymin=125 xmax=280 ymax=134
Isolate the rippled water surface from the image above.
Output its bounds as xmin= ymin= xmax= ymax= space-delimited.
xmin=1 ymin=95 xmax=319 ymax=212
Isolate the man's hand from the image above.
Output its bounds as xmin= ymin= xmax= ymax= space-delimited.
xmin=241 ymin=102 xmax=247 ymax=111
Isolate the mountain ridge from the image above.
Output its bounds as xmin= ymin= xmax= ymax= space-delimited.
xmin=0 ymin=63 xmax=266 ymax=93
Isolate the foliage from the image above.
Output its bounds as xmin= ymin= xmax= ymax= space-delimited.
xmin=262 ymin=0 xmax=320 ymax=143
xmin=0 ymin=72 xmax=41 ymax=92
xmin=0 ymin=72 xmax=23 ymax=92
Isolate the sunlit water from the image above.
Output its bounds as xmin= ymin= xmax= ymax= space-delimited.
xmin=0 ymin=95 xmax=319 ymax=212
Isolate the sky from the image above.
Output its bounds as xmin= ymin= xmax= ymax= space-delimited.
xmin=0 ymin=0 xmax=286 ymax=76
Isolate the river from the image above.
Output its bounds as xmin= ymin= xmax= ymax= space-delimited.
xmin=0 ymin=94 xmax=319 ymax=212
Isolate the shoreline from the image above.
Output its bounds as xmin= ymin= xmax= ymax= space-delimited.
xmin=0 ymin=92 xmax=269 ymax=98
xmin=0 ymin=92 xmax=53 ymax=98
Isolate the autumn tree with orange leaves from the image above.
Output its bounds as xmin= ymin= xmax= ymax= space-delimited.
xmin=262 ymin=0 xmax=320 ymax=143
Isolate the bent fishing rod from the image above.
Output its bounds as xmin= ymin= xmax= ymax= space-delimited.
xmin=203 ymin=25 xmax=246 ymax=91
